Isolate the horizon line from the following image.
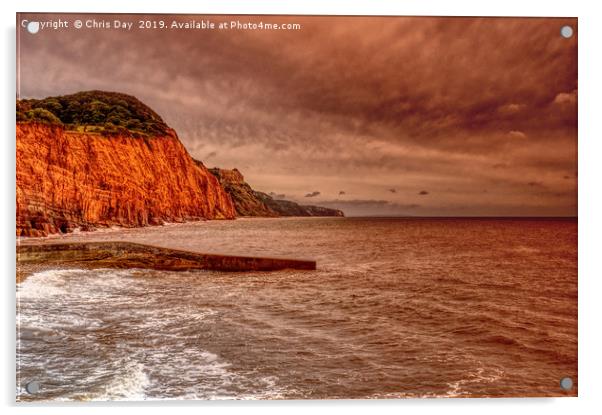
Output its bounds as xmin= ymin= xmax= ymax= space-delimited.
xmin=338 ymin=215 xmax=578 ymax=219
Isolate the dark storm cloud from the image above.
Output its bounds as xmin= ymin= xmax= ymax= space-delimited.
xmin=305 ymin=191 xmax=321 ymax=198
xmin=17 ymin=14 xmax=577 ymax=216
xmin=388 ymin=189 xmax=396 ymax=193
xmin=418 ymin=191 xmax=429 ymax=195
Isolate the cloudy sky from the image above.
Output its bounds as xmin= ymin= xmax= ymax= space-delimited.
xmin=18 ymin=14 xmax=577 ymax=216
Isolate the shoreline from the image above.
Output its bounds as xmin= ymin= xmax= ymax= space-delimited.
xmin=16 ymin=216 xmax=348 ymax=243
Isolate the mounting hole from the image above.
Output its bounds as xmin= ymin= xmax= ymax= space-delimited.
xmin=560 ymin=377 xmax=573 ymax=391
xmin=25 ymin=380 xmax=40 ymax=394
xmin=26 ymin=21 xmax=40 ymax=34
xmin=560 ymin=25 xmax=573 ymax=39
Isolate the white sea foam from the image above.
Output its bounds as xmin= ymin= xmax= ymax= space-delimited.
xmin=19 ymin=268 xmax=139 ymax=296
xmin=17 ymin=269 xmax=86 ymax=300
xmin=445 ymin=364 xmax=505 ymax=397
xmin=92 ymin=361 xmax=151 ymax=401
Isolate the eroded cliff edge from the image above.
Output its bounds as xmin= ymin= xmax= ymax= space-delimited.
xmin=17 ymin=120 xmax=236 ymax=237
xmin=208 ymin=167 xmax=344 ymax=218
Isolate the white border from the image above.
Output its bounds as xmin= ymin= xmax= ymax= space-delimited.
xmin=2 ymin=1 xmax=601 ymax=415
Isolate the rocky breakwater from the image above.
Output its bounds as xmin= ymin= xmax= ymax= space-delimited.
xmin=16 ymin=91 xmax=236 ymax=237
xmin=17 ymin=241 xmax=316 ymax=274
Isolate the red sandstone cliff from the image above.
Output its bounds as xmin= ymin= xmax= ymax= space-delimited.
xmin=16 ymin=123 xmax=236 ymax=237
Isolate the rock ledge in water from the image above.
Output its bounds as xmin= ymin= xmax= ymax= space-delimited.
xmin=17 ymin=241 xmax=316 ymax=272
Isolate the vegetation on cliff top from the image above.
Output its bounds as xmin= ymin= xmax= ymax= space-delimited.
xmin=16 ymin=91 xmax=170 ymax=137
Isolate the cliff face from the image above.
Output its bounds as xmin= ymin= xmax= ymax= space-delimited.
xmin=17 ymin=123 xmax=236 ymax=237
xmin=207 ymin=167 xmax=278 ymax=217
xmin=208 ymin=167 xmax=344 ymax=218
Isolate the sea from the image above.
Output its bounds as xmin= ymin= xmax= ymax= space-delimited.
xmin=16 ymin=217 xmax=578 ymax=400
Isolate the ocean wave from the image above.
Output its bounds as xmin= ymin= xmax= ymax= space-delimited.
xmin=93 ymin=361 xmax=151 ymax=401
xmin=445 ymin=364 xmax=505 ymax=397
xmin=17 ymin=268 xmax=87 ymax=300
xmin=506 ymin=245 xmax=541 ymax=254
xmin=481 ymin=334 xmax=521 ymax=346
xmin=15 ymin=218 xmax=577 ymax=400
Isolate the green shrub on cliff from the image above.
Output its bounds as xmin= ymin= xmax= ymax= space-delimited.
xmin=18 ymin=108 xmax=62 ymax=124
xmin=16 ymin=90 xmax=170 ymax=137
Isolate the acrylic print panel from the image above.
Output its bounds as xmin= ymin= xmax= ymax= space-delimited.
xmin=16 ymin=13 xmax=577 ymax=401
